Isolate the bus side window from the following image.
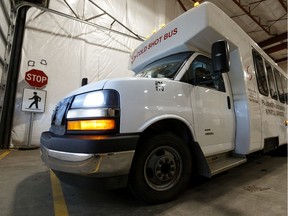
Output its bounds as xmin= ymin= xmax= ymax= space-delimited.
xmin=265 ymin=62 xmax=278 ymax=100
xmin=274 ymin=69 xmax=286 ymax=104
xmin=252 ymin=50 xmax=269 ymax=96
xmin=281 ymin=76 xmax=288 ymax=104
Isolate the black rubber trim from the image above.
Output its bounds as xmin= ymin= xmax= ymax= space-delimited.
xmin=53 ymin=170 xmax=128 ymax=189
xmin=40 ymin=131 xmax=139 ymax=154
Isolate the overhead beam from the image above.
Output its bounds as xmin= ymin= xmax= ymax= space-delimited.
xmin=278 ymin=0 xmax=287 ymax=12
xmin=258 ymin=32 xmax=287 ymax=47
xmin=64 ymin=0 xmax=79 ymax=19
xmin=232 ymin=0 xmax=271 ymax=35
xmin=275 ymin=57 xmax=287 ymax=63
xmin=177 ymin=0 xmax=187 ymax=12
xmin=15 ymin=1 xmax=144 ymax=41
xmin=88 ymin=0 xmax=143 ymax=41
xmin=264 ymin=42 xmax=287 ymax=54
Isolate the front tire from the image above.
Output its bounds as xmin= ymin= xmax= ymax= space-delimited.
xmin=129 ymin=133 xmax=192 ymax=204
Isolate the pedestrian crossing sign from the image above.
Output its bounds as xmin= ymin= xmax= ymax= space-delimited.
xmin=21 ymin=88 xmax=47 ymax=113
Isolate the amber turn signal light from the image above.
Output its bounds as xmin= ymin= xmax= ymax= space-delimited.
xmin=67 ymin=119 xmax=115 ymax=130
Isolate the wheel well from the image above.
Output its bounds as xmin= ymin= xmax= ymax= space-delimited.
xmin=140 ymin=119 xmax=193 ymax=145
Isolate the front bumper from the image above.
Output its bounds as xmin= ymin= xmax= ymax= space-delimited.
xmin=40 ymin=131 xmax=139 ymax=178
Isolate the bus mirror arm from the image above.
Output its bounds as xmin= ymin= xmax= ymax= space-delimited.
xmin=212 ymin=40 xmax=230 ymax=73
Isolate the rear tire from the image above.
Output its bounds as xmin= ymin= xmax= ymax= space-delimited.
xmin=129 ymin=133 xmax=192 ymax=204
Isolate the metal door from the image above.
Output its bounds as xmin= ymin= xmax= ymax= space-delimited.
xmin=182 ymin=54 xmax=236 ymax=156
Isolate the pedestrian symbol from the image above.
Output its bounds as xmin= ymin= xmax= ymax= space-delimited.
xmin=22 ymin=89 xmax=46 ymax=113
xmin=28 ymin=92 xmax=41 ymax=109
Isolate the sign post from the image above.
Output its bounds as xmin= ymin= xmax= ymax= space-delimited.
xmin=19 ymin=69 xmax=48 ymax=150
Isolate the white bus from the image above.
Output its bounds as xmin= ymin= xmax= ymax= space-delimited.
xmin=41 ymin=2 xmax=287 ymax=204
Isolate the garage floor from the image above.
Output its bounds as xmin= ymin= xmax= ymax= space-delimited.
xmin=0 ymin=147 xmax=287 ymax=216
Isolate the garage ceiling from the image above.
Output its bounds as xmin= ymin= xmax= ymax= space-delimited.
xmin=11 ymin=0 xmax=288 ymax=65
xmin=179 ymin=0 xmax=287 ymax=64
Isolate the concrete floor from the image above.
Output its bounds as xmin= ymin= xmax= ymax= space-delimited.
xmin=0 ymin=147 xmax=287 ymax=216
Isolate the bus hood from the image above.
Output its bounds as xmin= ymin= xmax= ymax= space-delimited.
xmin=65 ymin=79 xmax=109 ymax=98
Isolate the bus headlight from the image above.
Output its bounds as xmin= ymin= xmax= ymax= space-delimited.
xmin=71 ymin=90 xmax=119 ymax=108
xmin=67 ymin=90 xmax=120 ymax=133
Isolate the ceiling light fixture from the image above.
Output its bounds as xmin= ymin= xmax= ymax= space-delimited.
xmin=194 ymin=1 xmax=200 ymax=7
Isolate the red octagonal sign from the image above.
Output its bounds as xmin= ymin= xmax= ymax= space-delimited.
xmin=25 ymin=69 xmax=48 ymax=88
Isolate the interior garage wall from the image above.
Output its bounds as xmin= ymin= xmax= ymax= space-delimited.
xmin=10 ymin=0 xmax=184 ymax=147
xmin=0 ymin=0 xmax=11 ymax=109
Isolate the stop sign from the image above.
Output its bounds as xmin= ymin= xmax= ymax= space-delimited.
xmin=25 ymin=69 xmax=48 ymax=88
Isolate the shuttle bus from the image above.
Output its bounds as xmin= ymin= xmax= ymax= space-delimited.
xmin=40 ymin=2 xmax=287 ymax=204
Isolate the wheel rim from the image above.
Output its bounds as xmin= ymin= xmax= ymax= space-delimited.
xmin=144 ymin=146 xmax=183 ymax=191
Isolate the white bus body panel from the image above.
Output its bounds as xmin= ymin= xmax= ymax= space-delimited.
xmin=129 ymin=2 xmax=241 ymax=73
xmin=104 ymin=78 xmax=194 ymax=133
xmin=104 ymin=77 xmax=236 ymax=156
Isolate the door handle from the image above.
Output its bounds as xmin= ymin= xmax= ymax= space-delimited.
xmin=227 ymin=96 xmax=231 ymax=109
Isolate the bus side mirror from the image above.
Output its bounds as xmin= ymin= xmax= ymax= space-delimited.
xmin=212 ymin=40 xmax=230 ymax=73
xmin=81 ymin=78 xmax=88 ymax=86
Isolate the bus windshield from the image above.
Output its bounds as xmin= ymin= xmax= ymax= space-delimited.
xmin=135 ymin=52 xmax=192 ymax=79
